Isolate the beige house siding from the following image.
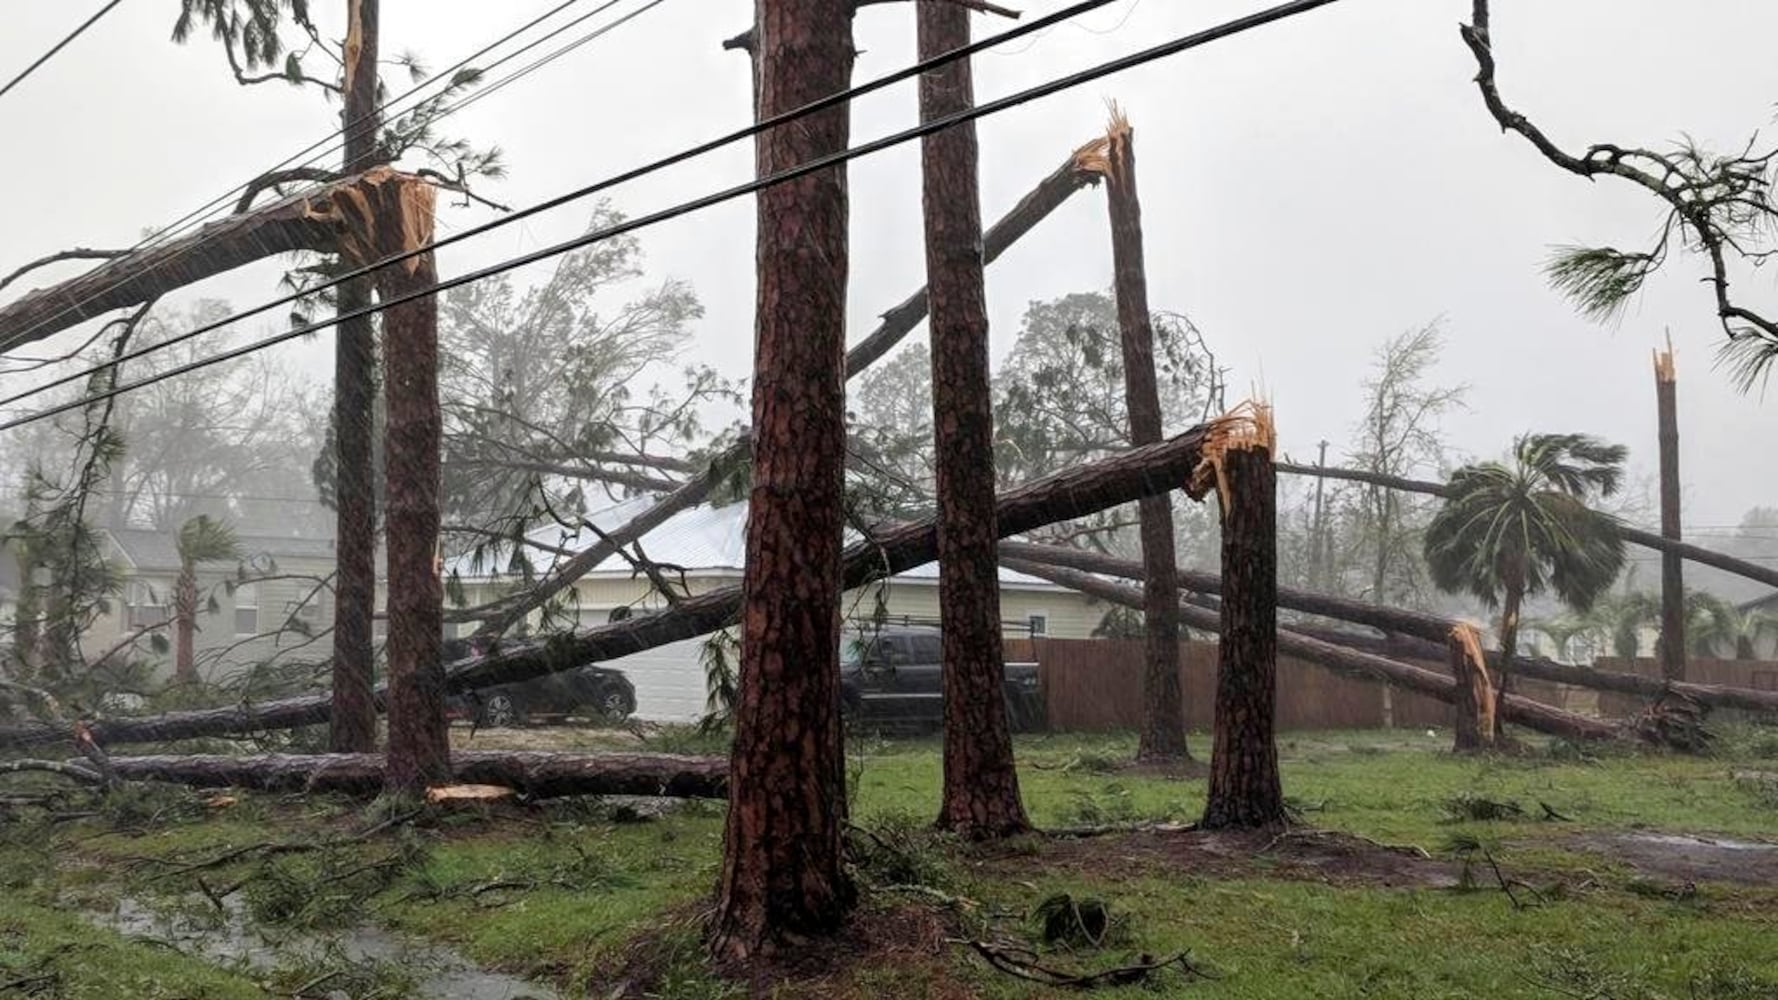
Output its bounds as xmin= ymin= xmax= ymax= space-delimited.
xmin=85 ymin=534 xmax=379 ymax=684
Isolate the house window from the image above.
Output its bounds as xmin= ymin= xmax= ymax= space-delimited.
xmin=1028 ymin=613 xmax=1049 ymax=638
xmin=234 ymin=583 xmax=259 ymax=636
xmin=125 ymin=580 xmax=168 ymax=629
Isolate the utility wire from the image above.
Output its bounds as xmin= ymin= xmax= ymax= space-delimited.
xmin=2 ymin=0 xmax=631 ymax=351
xmin=0 ymin=0 xmax=129 ymax=101
xmin=0 ymin=0 xmax=1345 ymax=433
xmin=0 ymin=0 xmax=1126 ymax=412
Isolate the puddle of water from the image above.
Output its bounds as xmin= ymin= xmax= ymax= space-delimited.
xmin=1622 ymin=832 xmax=1776 ymax=852
xmin=89 ymin=896 xmax=557 ymax=1000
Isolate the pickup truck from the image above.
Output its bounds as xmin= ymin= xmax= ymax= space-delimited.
xmin=840 ymin=625 xmax=1044 ymax=732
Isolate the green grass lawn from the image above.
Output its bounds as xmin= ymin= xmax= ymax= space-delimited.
xmin=3 ymin=726 xmax=1778 ymax=998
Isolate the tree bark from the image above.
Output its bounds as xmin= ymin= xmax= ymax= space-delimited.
xmin=1200 ymin=441 xmax=1286 ymax=830
xmin=1097 ymin=112 xmax=1189 ymax=765
xmin=999 ymin=557 xmax=1629 ymax=744
xmin=918 ymin=1 xmax=1029 ymax=841
xmin=1274 ymin=461 xmax=1778 ymax=591
xmin=1655 ymin=347 xmax=1685 ymax=682
xmin=459 ymin=153 xmax=1100 ymax=638
xmin=1448 ymin=623 xmax=1496 ymax=751
xmin=88 ymin=750 xmax=726 ymax=799
xmin=330 ymin=0 xmax=381 ymax=755
xmin=0 ymin=431 xmax=1212 ymax=751
xmin=375 ymin=176 xmax=448 ymax=793
xmin=1000 ymin=539 xmax=1778 ymax=716
xmin=713 ymin=0 xmax=857 ymax=961
xmin=1496 ymin=568 xmax=1524 ymax=721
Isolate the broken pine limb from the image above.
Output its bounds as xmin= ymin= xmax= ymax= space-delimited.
xmin=0 ymin=428 xmax=1210 ymax=751
xmin=0 ymin=169 xmax=404 ymax=353
xmin=82 ymin=750 xmax=726 ymax=799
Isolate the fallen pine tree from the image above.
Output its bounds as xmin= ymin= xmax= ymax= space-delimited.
xmin=39 ymin=750 xmax=728 ymax=799
xmin=999 ymin=557 xmax=1644 ymax=745
xmin=1001 ymin=541 xmax=1778 ymax=717
xmin=0 ymin=428 xmax=1208 ymax=750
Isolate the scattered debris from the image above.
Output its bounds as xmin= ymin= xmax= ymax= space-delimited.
xmin=957 ymin=938 xmax=1214 ymax=990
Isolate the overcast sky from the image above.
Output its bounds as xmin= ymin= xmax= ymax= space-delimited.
xmin=3 ymin=0 xmax=1776 ymax=537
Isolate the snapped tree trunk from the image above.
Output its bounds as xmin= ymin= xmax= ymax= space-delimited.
xmin=330 ymin=0 xmax=381 ymax=754
xmin=89 ymin=750 xmax=727 ymax=799
xmin=1198 ymin=425 xmax=1286 ymax=830
xmin=918 ymin=0 xmax=1028 ymax=841
xmin=1086 ymin=110 xmax=1189 ymax=764
xmin=1448 ymin=623 xmax=1496 ymax=751
xmin=375 ymin=175 xmax=448 ymax=793
xmin=1655 ymin=346 xmax=1685 ymax=682
xmin=712 ymin=0 xmax=857 ymax=961
xmin=0 ymin=431 xmax=1212 ymax=751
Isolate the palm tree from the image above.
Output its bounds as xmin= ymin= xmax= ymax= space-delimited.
xmin=173 ymin=516 xmax=241 ymax=684
xmin=1603 ymin=589 xmax=1778 ymax=661
xmin=1424 ymin=433 xmax=1628 ymax=726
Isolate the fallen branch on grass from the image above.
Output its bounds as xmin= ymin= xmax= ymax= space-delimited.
xmin=0 ymin=759 xmax=103 ymax=783
xmin=956 ymin=939 xmax=1215 ymax=989
xmin=83 ymin=750 xmax=728 ymax=799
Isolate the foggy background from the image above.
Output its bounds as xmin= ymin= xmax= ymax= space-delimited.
xmin=3 ymin=0 xmax=1774 ymax=535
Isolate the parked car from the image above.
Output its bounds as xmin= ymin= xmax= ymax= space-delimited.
xmin=442 ymin=636 xmax=637 ymax=728
xmin=839 ymin=625 xmax=1043 ymax=732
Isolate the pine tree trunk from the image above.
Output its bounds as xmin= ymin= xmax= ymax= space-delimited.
xmin=919 ymin=1 xmax=1029 ymax=840
xmin=174 ymin=569 xmax=197 ymax=684
xmin=377 ymin=176 xmax=448 ymax=794
xmin=1655 ymin=349 xmax=1685 ymax=682
xmin=1201 ymin=443 xmax=1286 ymax=830
xmin=1101 ymin=115 xmax=1189 ymax=764
xmin=330 ymin=0 xmax=381 ymax=754
xmin=711 ymin=0 xmax=857 ymax=962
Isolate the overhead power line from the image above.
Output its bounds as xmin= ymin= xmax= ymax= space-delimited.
xmin=0 ymin=0 xmax=1345 ymax=433
xmin=0 ymin=0 xmax=1127 ymax=412
xmin=0 ymin=0 xmax=129 ymax=102
xmin=2 ymin=0 xmax=641 ymax=352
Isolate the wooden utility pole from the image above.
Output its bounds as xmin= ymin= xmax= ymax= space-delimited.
xmin=1655 ymin=340 xmax=1685 ymax=682
xmin=1198 ymin=406 xmax=1286 ymax=830
xmin=1090 ymin=109 xmax=1190 ymax=764
xmin=712 ymin=0 xmax=857 ymax=961
xmin=376 ymin=172 xmax=448 ymax=793
xmin=918 ymin=1 xmax=1030 ymax=839
xmin=330 ymin=0 xmax=381 ymax=753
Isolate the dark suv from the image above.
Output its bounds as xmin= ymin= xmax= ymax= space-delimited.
xmin=443 ymin=637 xmax=637 ymax=728
xmin=839 ymin=625 xmax=1043 ymax=732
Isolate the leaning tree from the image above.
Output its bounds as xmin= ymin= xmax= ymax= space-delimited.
xmin=1423 ymin=433 xmax=1628 ymax=748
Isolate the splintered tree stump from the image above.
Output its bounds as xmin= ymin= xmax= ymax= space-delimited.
xmin=1449 ymin=623 xmax=1497 ymax=752
xmin=1199 ymin=415 xmax=1287 ymax=830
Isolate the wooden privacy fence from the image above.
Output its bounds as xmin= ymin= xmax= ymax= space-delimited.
xmin=1035 ymin=638 xmax=1569 ymax=732
xmin=1594 ymin=657 xmax=1778 ymax=720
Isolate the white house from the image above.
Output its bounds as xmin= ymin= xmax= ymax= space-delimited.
xmin=444 ymin=498 xmax=1108 ymax=722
